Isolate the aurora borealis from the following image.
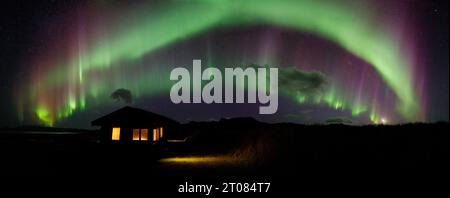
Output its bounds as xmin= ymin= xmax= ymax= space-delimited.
xmin=3 ymin=0 xmax=448 ymax=127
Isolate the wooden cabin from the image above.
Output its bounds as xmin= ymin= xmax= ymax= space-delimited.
xmin=91 ymin=106 xmax=179 ymax=144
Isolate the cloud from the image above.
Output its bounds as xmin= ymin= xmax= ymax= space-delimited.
xmin=278 ymin=67 xmax=328 ymax=96
xmin=110 ymin=88 xmax=132 ymax=104
xmin=326 ymin=117 xmax=353 ymax=124
xmin=284 ymin=113 xmax=313 ymax=123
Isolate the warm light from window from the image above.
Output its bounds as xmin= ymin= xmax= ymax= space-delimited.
xmin=132 ymin=129 xmax=140 ymax=140
xmin=112 ymin=127 xmax=120 ymax=140
xmin=153 ymin=127 xmax=163 ymax=141
xmin=141 ymin=129 xmax=149 ymax=141
xmin=152 ymin=127 xmax=164 ymax=141
xmin=153 ymin=128 xmax=158 ymax=141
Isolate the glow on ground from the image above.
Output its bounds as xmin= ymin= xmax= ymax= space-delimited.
xmin=159 ymin=155 xmax=246 ymax=166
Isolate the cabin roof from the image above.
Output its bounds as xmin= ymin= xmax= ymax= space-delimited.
xmin=91 ymin=106 xmax=178 ymax=127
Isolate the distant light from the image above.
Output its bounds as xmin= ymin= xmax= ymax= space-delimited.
xmin=380 ymin=118 xmax=387 ymax=125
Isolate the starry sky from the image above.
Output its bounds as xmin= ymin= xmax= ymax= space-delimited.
xmin=0 ymin=0 xmax=448 ymax=128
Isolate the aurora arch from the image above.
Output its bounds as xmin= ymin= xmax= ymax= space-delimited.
xmin=17 ymin=0 xmax=422 ymax=126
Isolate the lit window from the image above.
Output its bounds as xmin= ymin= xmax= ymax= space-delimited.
xmin=132 ymin=128 xmax=149 ymax=141
xmin=153 ymin=128 xmax=158 ymax=141
xmin=112 ymin=127 xmax=120 ymax=140
xmin=152 ymin=127 xmax=164 ymax=141
xmin=141 ymin=129 xmax=149 ymax=141
xmin=132 ymin=129 xmax=140 ymax=141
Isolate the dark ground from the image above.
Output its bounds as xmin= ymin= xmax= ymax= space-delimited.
xmin=0 ymin=120 xmax=448 ymax=196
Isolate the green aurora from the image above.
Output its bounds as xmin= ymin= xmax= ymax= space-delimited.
xmin=19 ymin=0 xmax=422 ymax=126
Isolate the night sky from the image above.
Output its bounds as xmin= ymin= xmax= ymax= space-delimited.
xmin=0 ymin=0 xmax=448 ymax=128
